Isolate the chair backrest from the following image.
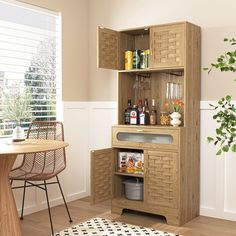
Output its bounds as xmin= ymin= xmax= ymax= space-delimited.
xmin=21 ymin=121 xmax=66 ymax=176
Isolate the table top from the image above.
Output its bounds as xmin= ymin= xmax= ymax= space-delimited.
xmin=0 ymin=139 xmax=69 ymax=155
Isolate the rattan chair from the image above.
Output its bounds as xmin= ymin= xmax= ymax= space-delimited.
xmin=9 ymin=121 xmax=72 ymax=235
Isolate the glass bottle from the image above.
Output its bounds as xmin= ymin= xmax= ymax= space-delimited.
xmin=130 ymin=104 xmax=139 ymax=125
xmin=137 ymin=99 xmax=143 ymax=114
xmin=144 ymin=98 xmax=150 ymax=114
xmin=150 ymin=99 xmax=157 ymax=125
xmin=139 ymin=107 xmax=149 ymax=125
xmin=124 ymin=99 xmax=132 ymax=124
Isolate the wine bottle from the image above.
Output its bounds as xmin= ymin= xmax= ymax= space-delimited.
xmin=150 ymin=99 xmax=157 ymax=125
xmin=124 ymin=99 xmax=132 ymax=124
xmin=144 ymin=98 xmax=150 ymax=114
xmin=137 ymin=99 xmax=143 ymax=113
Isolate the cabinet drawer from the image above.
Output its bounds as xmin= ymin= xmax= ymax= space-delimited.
xmin=112 ymin=126 xmax=180 ymax=150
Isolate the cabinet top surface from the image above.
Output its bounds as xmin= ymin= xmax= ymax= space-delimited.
xmin=105 ymin=21 xmax=200 ymax=33
xmin=118 ymin=67 xmax=184 ymax=74
xmin=113 ymin=125 xmax=183 ymax=130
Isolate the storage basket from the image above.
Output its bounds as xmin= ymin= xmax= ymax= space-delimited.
xmin=123 ymin=178 xmax=143 ymax=201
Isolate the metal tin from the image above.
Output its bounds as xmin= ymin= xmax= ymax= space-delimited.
xmin=132 ymin=49 xmax=141 ymax=69
xmin=140 ymin=50 xmax=146 ymax=69
xmin=145 ymin=49 xmax=150 ymax=68
xmin=123 ymin=178 xmax=143 ymax=200
xmin=125 ymin=51 xmax=133 ymax=70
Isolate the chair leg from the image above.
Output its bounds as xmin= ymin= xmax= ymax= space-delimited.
xmin=20 ymin=180 xmax=27 ymax=220
xmin=44 ymin=180 xmax=54 ymax=236
xmin=56 ymin=175 xmax=73 ymax=223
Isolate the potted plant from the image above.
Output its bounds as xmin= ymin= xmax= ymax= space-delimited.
xmin=2 ymin=89 xmax=33 ymax=140
xmin=205 ymin=38 xmax=236 ymax=155
xmin=165 ymin=99 xmax=184 ymax=127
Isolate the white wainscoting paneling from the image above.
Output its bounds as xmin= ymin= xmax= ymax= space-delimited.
xmin=88 ymin=102 xmax=117 ymax=150
xmin=200 ymin=100 xmax=236 ymax=221
xmin=63 ymin=102 xmax=89 ymax=201
xmin=13 ymin=101 xmax=117 ymax=216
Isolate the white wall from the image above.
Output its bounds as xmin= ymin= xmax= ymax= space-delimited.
xmin=88 ymin=0 xmax=236 ymax=101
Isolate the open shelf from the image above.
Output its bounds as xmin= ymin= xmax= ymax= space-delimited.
xmin=118 ymin=66 xmax=184 ymax=73
xmin=114 ymin=172 xmax=144 ymax=178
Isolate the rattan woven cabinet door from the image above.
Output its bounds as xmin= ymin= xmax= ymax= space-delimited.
xmin=98 ymin=27 xmax=120 ymax=70
xmin=145 ymin=150 xmax=179 ymax=208
xmin=91 ymin=148 xmax=113 ymax=204
xmin=150 ymin=23 xmax=185 ymax=68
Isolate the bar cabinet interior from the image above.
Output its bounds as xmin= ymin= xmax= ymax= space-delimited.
xmin=91 ymin=21 xmax=201 ymax=226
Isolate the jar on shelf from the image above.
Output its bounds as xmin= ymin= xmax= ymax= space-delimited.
xmin=160 ymin=111 xmax=171 ymax=125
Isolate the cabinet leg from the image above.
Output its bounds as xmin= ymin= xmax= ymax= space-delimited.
xmin=111 ymin=206 xmax=123 ymax=215
xmin=165 ymin=215 xmax=180 ymax=226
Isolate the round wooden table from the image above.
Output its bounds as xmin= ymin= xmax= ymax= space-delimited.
xmin=0 ymin=139 xmax=69 ymax=236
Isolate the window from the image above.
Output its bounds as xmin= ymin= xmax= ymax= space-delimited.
xmin=0 ymin=0 xmax=61 ymax=138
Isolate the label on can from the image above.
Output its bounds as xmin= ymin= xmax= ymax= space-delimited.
xmin=132 ymin=49 xmax=140 ymax=69
xmin=140 ymin=50 xmax=146 ymax=69
xmin=125 ymin=51 xmax=133 ymax=70
xmin=145 ymin=49 xmax=150 ymax=68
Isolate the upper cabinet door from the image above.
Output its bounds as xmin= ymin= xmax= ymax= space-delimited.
xmin=150 ymin=23 xmax=185 ymax=68
xmin=90 ymin=148 xmax=113 ymax=204
xmin=98 ymin=27 xmax=120 ymax=70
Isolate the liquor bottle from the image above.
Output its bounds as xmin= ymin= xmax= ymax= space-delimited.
xmin=130 ymin=104 xmax=139 ymax=125
xmin=124 ymin=99 xmax=132 ymax=124
xmin=137 ymin=99 xmax=143 ymax=114
xmin=139 ymin=107 xmax=149 ymax=125
xmin=150 ymin=99 xmax=157 ymax=125
xmin=144 ymin=98 xmax=150 ymax=114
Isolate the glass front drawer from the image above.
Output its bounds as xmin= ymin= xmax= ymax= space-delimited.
xmin=112 ymin=126 xmax=180 ymax=150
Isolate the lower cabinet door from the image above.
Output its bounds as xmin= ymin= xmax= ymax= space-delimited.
xmin=144 ymin=150 xmax=179 ymax=208
xmin=90 ymin=148 xmax=113 ymax=204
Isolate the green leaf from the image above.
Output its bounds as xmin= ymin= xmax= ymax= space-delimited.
xmin=203 ymin=67 xmax=209 ymax=71
xmin=229 ymin=57 xmax=235 ymax=63
xmin=231 ymin=144 xmax=236 ymax=152
xmin=226 ymin=95 xmax=232 ymax=101
xmin=216 ymin=149 xmax=222 ymax=155
xmin=222 ymin=145 xmax=229 ymax=152
xmin=216 ymin=128 xmax=222 ymax=135
xmin=207 ymin=137 xmax=214 ymax=143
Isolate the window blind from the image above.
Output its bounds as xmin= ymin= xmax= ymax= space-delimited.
xmin=0 ymin=0 xmax=61 ymax=138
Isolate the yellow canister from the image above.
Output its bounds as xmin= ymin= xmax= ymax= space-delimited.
xmin=145 ymin=49 xmax=150 ymax=68
xmin=125 ymin=50 xmax=133 ymax=70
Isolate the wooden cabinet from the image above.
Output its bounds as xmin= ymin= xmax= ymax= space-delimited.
xmin=91 ymin=21 xmax=201 ymax=226
xmin=150 ymin=23 xmax=185 ymax=68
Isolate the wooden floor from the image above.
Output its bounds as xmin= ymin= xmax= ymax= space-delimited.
xmin=21 ymin=197 xmax=236 ymax=236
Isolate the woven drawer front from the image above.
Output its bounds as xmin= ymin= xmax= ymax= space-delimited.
xmin=99 ymin=29 xmax=119 ymax=69
xmin=93 ymin=152 xmax=112 ymax=202
xmin=145 ymin=152 xmax=178 ymax=208
xmin=151 ymin=24 xmax=184 ymax=67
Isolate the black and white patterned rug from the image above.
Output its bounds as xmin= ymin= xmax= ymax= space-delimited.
xmin=54 ymin=217 xmax=179 ymax=236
